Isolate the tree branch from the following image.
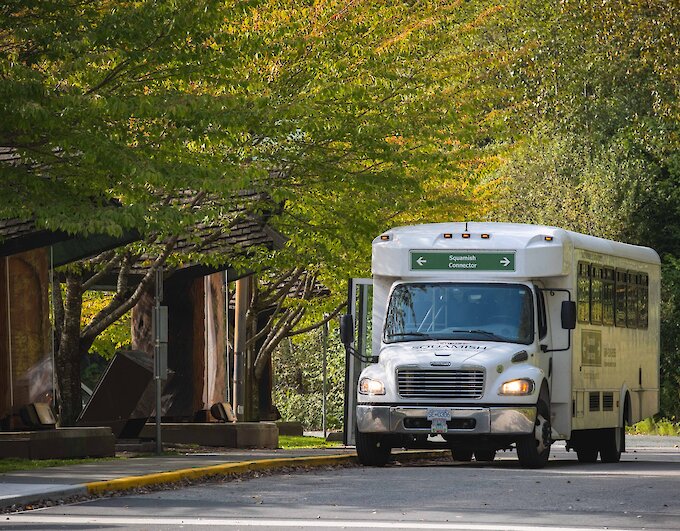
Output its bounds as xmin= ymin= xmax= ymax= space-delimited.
xmin=254 ymin=306 xmax=306 ymax=379
xmin=80 ymin=235 xmax=178 ymax=341
xmin=81 ymin=251 xmax=123 ymax=291
xmin=288 ymin=301 xmax=346 ymax=337
xmin=257 ymin=268 xmax=305 ymax=309
xmin=246 ymin=304 xmax=292 ymax=349
xmin=81 ymin=190 xmax=209 ymax=341
xmin=258 ymin=268 xmax=297 ymax=300
xmin=85 ymin=58 xmax=132 ymax=95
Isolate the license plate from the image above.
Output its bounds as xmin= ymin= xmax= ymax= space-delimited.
xmin=427 ymin=408 xmax=451 ymax=433
xmin=427 ymin=407 xmax=452 ymax=421
xmin=431 ymin=418 xmax=448 ymax=434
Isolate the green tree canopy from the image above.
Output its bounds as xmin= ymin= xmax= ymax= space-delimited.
xmin=2 ymin=0 xmax=498 ymax=245
xmin=2 ymin=0 xmax=504 ymax=423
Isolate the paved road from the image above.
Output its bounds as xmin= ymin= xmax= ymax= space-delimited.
xmin=4 ymin=437 xmax=680 ymax=530
xmin=0 ymin=447 xmax=356 ymax=506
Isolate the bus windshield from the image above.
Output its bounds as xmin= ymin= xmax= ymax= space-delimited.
xmin=384 ymin=283 xmax=534 ymax=345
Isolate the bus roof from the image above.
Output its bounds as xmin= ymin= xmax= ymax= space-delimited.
xmin=372 ymin=222 xmax=660 ymax=278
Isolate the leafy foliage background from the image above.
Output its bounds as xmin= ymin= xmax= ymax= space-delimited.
xmin=272 ymin=329 xmax=345 ymax=431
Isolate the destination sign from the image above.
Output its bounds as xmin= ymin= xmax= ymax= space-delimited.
xmin=410 ymin=251 xmax=516 ymax=271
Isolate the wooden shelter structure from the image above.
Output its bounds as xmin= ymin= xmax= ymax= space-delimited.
xmin=0 ymin=218 xmax=138 ymax=430
xmin=128 ymin=216 xmax=285 ymax=423
xmin=0 ymin=208 xmax=283 ymax=432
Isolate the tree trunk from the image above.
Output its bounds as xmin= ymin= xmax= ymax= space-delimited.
xmin=55 ymin=276 xmax=84 ymax=426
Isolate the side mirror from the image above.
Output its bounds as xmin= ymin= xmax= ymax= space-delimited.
xmin=339 ymin=314 xmax=354 ymax=346
xmin=561 ymin=301 xmax=576 ymax=330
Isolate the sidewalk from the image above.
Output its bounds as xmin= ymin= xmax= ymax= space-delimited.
xmin=0 ymin=446 xmax=446 ymax=510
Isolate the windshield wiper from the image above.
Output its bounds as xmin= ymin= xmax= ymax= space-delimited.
xmin=451 ymin=329 xmax=505 ymax=341
xmin=386 ymin=331 xmax=434 ymax=340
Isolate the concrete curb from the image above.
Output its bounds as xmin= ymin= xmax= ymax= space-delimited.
xmin=86 ymin=450 xmax=448 ymax=495
xmin=86 ymin=453 xmax=359 ymax=494
xmin=85 ymin=449 xmax=448 ymax=494
xmin=1 ymin=449 xmax=448 ymax=509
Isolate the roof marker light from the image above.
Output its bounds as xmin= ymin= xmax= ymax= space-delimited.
xmin=380 ymin=234 xmax=390 ymax=241
xmin=544 ymin=236 xmax=554 ymax=241
xmin=481 ymin=233 xmax=490 ymax=239
xmin=462 ymin=233 xmax=471 ymax=239
xmin=443 ymin=233 xmax=452 ymax=239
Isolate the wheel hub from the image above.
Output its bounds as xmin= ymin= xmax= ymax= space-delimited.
xmin=534 ymin=414 xmax=552 ymax=454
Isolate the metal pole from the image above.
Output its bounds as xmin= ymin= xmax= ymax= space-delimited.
xmin=154 ymin=268 xmax=163 ymax=455
xmin=322 ymin=314 xmax=329 ymax=439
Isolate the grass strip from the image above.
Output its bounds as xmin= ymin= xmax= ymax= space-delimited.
xmin=278 ymin=435 xmax=342 ymax=449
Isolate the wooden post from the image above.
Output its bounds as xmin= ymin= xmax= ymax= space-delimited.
xmin=233 ymin=276 xmax=249 ymax=421
xmin=203 ymin=273 xmax=227 ymax=411
xmin=0 ymin=250 xmax=52 ymax=428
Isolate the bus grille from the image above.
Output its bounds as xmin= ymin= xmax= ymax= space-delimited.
xmin=397 ymin=368 xmax=485 ymax=399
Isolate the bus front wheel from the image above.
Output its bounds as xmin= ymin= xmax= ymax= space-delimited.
xmin=474 ymin=448 xmax=496 ymax=462
xmin=517 ymin=401 xmax=551 ymax=469
xmin=355 ymin=427 xmax=391 ymax=466
xmin=451 ymin=446 xmax=473 ymax=462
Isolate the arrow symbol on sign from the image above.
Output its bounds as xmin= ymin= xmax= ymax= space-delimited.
xmin=417 ymin=256 xmax=427 ymax=266
xmin=500 ymin=257 xmax=510 ymax=267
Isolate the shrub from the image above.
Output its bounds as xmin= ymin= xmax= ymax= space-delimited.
xmin=628 ymin=417 xmax=680 ymax=436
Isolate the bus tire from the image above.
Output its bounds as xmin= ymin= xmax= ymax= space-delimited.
xmin=576 ymin=445 xmax=598 ymax=463
xmin=599 ymin=427 xmax=623 ymax=463
xmin=517 ymin=396 xmax=551 ymax=469
xmin=474 ymin=449 xmax=496 ymax=462
xmin=355 ymin=427 xmax=391 ymax=466
xmin=451 ymin=447 xmax=473 ymax=462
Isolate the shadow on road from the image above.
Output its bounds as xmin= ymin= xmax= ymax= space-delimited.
xmin=399 ymin=454 xmax=680 ymax=474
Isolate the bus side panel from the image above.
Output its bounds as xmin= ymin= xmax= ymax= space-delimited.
xmin=571 ymin=249 xmax=660 ymax=431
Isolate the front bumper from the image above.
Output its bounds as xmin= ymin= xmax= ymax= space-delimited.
xmin=356 ymin=405 xmax=537 ymax=435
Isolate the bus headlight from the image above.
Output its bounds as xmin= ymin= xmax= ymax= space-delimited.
xmin=359 ymin=377 xmax=385 ymax=395
xmin=499 ymin=378 xmax=535 ymax=396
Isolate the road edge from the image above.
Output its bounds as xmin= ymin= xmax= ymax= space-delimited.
xmin=1 ymin=449 xmax=447 ymax=510
xmin=85 ymin=450 xmax=447 ymax=494
xmin=86 ymin=453 xmax=359 ymax=494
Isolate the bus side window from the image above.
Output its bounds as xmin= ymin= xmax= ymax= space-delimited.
xmin=615 ymin=270 xmax=627 ymax=327
xmin=639 ymin=274 xmax=649 ymax=329
xmin=591 ymin=266 xmax=603 ymax=325
xmin=602 ymin=268 xmax=615 ymax=325
xmin=577 ymin=262 xmax=590 ymax=323
xmin=627 ymin=272 xmax=639 ymax=328
xmin=535 ymin=287 xmax=547 ymax=339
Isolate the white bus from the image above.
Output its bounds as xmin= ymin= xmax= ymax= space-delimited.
xmin=341 ymin=222 xmax=660 ymax=468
